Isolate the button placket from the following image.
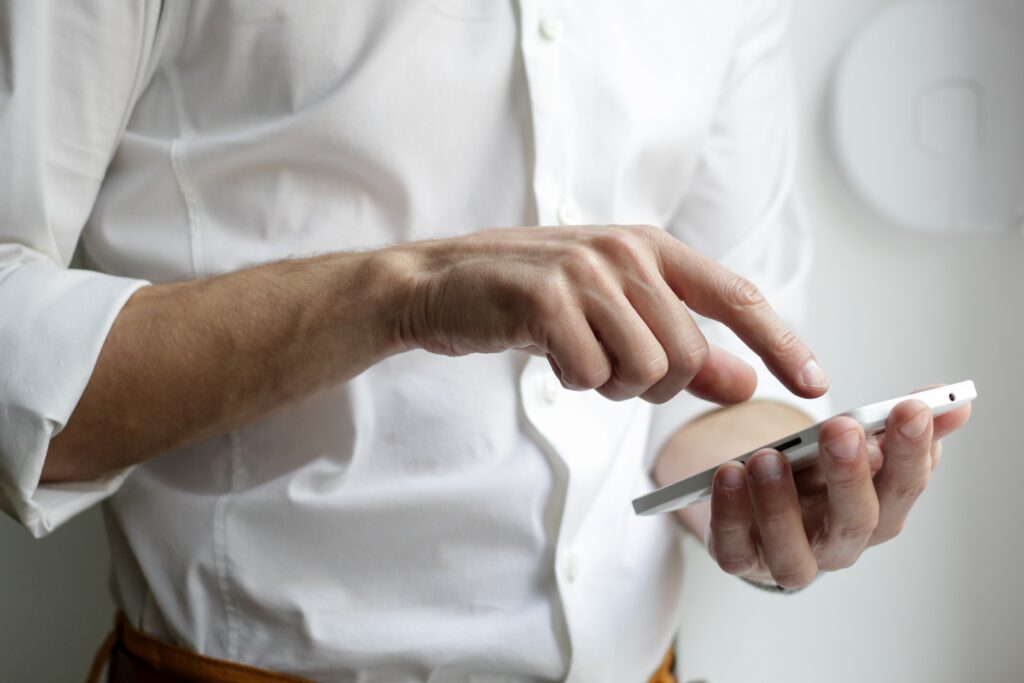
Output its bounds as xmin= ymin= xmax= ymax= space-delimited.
xmin=519 ymin=1 xmax=572 ymax=229
xmin=539 ymin=16 xmax=564 ymax=42
xmin=556 ymin=200 xmax=580 ymax=225
xmin=517 ymin=8 xmax=597 ymax=676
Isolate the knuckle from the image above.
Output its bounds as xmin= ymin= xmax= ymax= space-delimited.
xmin=757 ymin=511 xmax=791 ymax=534
xmin=596 ymin=380 xmax=635 ymax=403
xmin=768 ymin=327 xmax=802 ymax=360
xmin=634 ymin=353 xmax=670 ymax=387
xmin=656 ymin=339 xmax=708 ymax=393
xmin=717 ymin=557 xmax=755 ymax=576
xmin=562 ymin=244 xmax=606 ymax=281
xmin=834 ymin=520 xmax=877 ymax=544
xmin=631 ymin=224 xmax=665 ymax=249
xmin=723 ymin=275 xmax=765 ymax=310
xmin=590 ymin=229 xmax=634 ymax=254
xmin=615 ymin=352 xmax=668 ymax=389
xmin=892 ymin=475 xmax=930 ymax=504
xmin=890 ymin=442 xmax=930 ymax=467
xmin=640 ymin=386 xmax=675 ymax=405
xmin=818 ymin=553 xmax=860 ymax=572
xmin=772 ymin=564 xmax=817 ymax=590
xmin=632 ymin=224 xmax=660 ymax=237
xmin=757 ymin=511 xmax=794 ymax=540
xmin=831 ymin=474 xmax=870 ymax=498
xmin=873 ymin=521 xmax=905 ymax=544
xmin=592 ymin=229 xmax=650 ymax=269
xmin=557 ymin=376 xmax=578 ymax=392
xmin=676 ymin=337 xmax=710 ymax=372
xmin=709 ymin=517 xmax=749 ymax=536
xmin=533 ymin=273 xmax=571 ymax=313
xmin=574 ymin=364 xmax=612 ymax=391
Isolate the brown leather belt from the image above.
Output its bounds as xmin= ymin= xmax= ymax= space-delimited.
xmin=88 ymin=612 xmax=677 ymax=683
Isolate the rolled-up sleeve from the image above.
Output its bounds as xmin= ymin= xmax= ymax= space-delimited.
xmin=648 ymin=0 xmax=831 ymax=463
xmin=0 ymin=1 xmax=162 ymax=537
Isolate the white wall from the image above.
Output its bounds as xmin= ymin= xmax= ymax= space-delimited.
xmin=0 ymin=512 xmax=113 ymax=681
xmin=676 ymin=1 xmax=1024 ymax=681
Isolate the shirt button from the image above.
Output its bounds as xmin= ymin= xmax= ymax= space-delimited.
xmin=566 ymin=551 xmax=582 ymax=582
xmin=556 ymin=200 xmax=581 ymax=226
xmin=542 ymin=376 xmax=561 ymax=404
xmin=539 ymin=16 xmax=564 ymax=42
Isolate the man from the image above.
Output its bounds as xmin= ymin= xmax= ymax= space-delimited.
xmin=0 ymin=2 xmax=970 ymax=682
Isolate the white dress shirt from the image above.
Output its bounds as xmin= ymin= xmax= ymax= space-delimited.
xmin=0 ymin=1 xmax=828 ymax=681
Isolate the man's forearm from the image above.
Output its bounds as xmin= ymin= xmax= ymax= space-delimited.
xmin=42 ymin=250 xmax=412 ymax=483
xmin=42 ymin=222 xmax=830 ymax=485
xmin=654 ymin=400 xmax=815 ymax=538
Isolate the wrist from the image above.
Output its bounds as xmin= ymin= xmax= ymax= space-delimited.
xmin=358 ymin=243 xmax=435 ymax=358
xmin=374 ymin=238 xmax=462 ymax=357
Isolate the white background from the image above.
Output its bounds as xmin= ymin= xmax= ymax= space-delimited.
xmin=677 ymin=1 xmax=1024 ymax=682
xmin=1 ymin=1 xmax=1022 ymax=681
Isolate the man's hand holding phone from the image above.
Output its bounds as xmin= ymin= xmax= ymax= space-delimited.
xmin=397 ymin=224 xmax=972 ymax=589
xmin=692 ymin=391 xmax=971 ymax=590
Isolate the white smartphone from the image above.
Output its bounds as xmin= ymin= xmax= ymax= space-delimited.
xmin=632 ymin=380 xmax=977 ymax=516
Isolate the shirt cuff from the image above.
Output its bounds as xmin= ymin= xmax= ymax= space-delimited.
xmin=0 ymin=259 xmax=149 ymax=538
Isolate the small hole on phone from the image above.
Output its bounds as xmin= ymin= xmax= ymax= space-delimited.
xmin=949 ymin=393 xmax=955 ymax=402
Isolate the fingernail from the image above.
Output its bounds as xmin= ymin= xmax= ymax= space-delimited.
xmin=748 ymin=451 xmax=782 ymax=482
xmin=825 ymin=429 xmax=860 ymax=461
xmin=800 ymin=358 xmax=829 ymax=389
xmin=718 ymin=463 xmax=745 ymax=490
xmin=899 ymin=409 xmax=930 ymax=439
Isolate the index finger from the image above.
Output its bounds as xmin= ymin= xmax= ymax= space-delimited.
xmin=653 ymin=233 xmax=827 ymax=399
